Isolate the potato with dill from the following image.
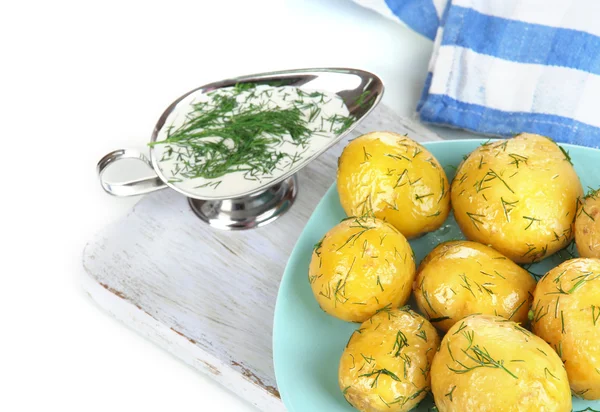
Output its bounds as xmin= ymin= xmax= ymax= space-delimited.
xmin=339 ymin=307 xmax=439 ymax=412
xmin=337 ymin=131 xmax=450 ymax=239
xmin=413 ymin=241 xmax=536 ymax=332
xmin=531 ymin=258 xmax=600 ymax=400
xmin=451 ymin=133 xmax=582 ymax=263
xmin=431 ymin=314 xmax=571 ymax=412
xmin=575 ymin=189 xmax=600 ymax=258
xmin=309 ymin=217 xmax=415 ymax=322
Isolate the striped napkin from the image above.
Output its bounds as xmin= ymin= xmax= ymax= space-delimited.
xmin=354 ymin=0 xmax=600 ymax=147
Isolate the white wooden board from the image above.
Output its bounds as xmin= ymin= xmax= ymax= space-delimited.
xmin=82 ymin=104 xmax=446 ymax=411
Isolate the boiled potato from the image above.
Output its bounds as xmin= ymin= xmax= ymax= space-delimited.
xmin=337 ymin=132 xmax=450 ymax=239
xmin=431 ymin=314 xmax=571 ymax=412
xmin=531 ymin=258 xmax=600 ymax=399
xmin=339 ymin=307 xmax=440 ymax=412
xmin=575 ymin=189 xmax=600 ymax=258
xmin=451 ymin=133 xmax=582 ymax=263
xmin=309 ymin=217 xmax=415 ymax=322
xmin=413 ymin=241 xmax=536 ymax=332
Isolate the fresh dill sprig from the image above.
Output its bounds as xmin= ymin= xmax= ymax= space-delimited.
xmin=362 ymin=147 xmax=371 ymax=162
xmin=336 ymin=218 xmax=375 ymax=251
xmin=332 ymin=257 xmax=355 ymax=307
xmin=447 ymin=331 xmax=518 ymax=379
xmin=529 ymin=300 xmax=549 ymax=324
xmin=313 ymin=238 xmax=324 ymax=256
xmin=500 ymin=198 xmax=518 ymax=222
xmin=392 ymin=331 xmax=409 ymax=357
xmin=376 ymin=275 xmax=384 ymax=292
xmin=359 ymin=368 xmax=401 ymax=388
xmin=445 ymin=386 xmax=456 ymax=402
xmin=586 ymin=187 xmax=600 ymax=199
xmin=453 ymin=321 xmax=467 ymax=335
xmin=459 ymin=274 xmax=476 ymax=298
xmin=388 ymin=387 xmax=428 ymax=407
xmin=592 ymin=305 xmax=600 ymax=326
xmin=361 ymin=353 xmax=374 ymax=364
xmin=568 ymin=271 xmax=600 ymax=294
xmin=508 ymin=298 xmax=528 ymax=320
xmin=508 ymin=153 xmax=528 ymax=168
xmin=415 ymin=192 xmax=434 ymax=202
xmin=466 ymin=212 xmax=485 ymax=231
xmin=559 ymin=146 xmax=573 ymax=164
xmin=523 ymin=216 xmax=541 ymax=230
xmin=416 ymin=322 xmax=428 ymax=342
xmin=420 ymin=278 xmax=437 ymax=315
xmin=578 ymin=197 xmax=596 ymax=221
xmin=375 ymin=303 xmax=395 ymax=319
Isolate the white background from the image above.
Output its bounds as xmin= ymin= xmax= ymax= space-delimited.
xmin=0 ymin=0 xmax=451 ymax=410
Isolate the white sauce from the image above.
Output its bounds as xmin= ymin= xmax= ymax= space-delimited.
xmin=153 ymin=85 xmax=351 ymax=198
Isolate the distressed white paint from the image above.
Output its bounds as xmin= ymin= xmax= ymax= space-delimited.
xmin=81 ymin=104 xmax=444 ymax=411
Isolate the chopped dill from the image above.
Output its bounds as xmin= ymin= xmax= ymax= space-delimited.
xmin=420 ymin=278 xmax=437 ymax=315
xmin=445 ymin=386 xmax=456 ymax=402
xmin=375 ymin=303 xmax=395 ymax=319
xmin=359 ymin=368 xmax=401 ymax=388
xmin=361 ymin=353 xmax=375 ymax=364
xmin=466 ymin=212 xmax=485 ymax=231
xmin=500 ymin=198 xmax=518 ymax=222
xmin=376 ymin=276 xmax=384 ymax=292
xmin=362 ymin=147 xmax=371 ymax=161
xmin=152 ymin=84 xmax=354 ymax=186
xmin=523 ymin=216 xmax=541 ymax=230
xmin=508 ymin=299 xmax=528 ymax=320
xmin=586 ymin=187 xmax=600 ymax=199
xmin=447 ymin=331 xmax=518 ymax=379
xmin=415 ymin=192 xmax=434 ymax=202
xmin=544 ymin=368 xmax=560 ymax=380
xmin=578 ymin=197 xmax=596 ymax=221
xmin=394 ymin=169 xmax=409 ymax=188
xmin=459 ymin=274 xmax=476 ymax=298
xmin=508 ymin=153 xmax=528 ymax=168
xmin=387 ymin=153 xmax=412 ymax=162
xmin=392 ymin=331 xmax=409 ymax=357
xmin=453 ymin=321 xmax=467 ymax=335
xmin=559 ymin=146 xmax=573 ymax=164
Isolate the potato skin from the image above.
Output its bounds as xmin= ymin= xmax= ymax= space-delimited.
xmin=309 ymin=217 xmax=415 ymax=322
xmin=531 ymin=258 xmax=600 ymax=400
xmin=339 ymin=308 xmax=440 ymax=412
xmin=337 ymin=132 xmax=450 ymax=239
xmin=413 ymin=241 xmax=536 ymax=332
xmin=575 ymin=191 xmax=600 ymax=258
xmin=451 ymin=133 xmax=582 ymax=263
xmin=431 ymin=314 xmax=571 ymax=412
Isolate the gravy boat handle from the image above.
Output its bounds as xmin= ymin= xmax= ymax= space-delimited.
xmin=97 ymin=149 xmax=166 ymax=196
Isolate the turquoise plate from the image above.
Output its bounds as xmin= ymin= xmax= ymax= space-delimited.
xmin=273 ymin=139 xmax=600 ymax=412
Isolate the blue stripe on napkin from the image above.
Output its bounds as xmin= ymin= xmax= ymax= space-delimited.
xmin=420 ymin=94 xmax=600 ymax=147
xmin=384 ymin=0 xmax=439 ymax=40
xmin=443 ymin=6 xmax=600 ymax=74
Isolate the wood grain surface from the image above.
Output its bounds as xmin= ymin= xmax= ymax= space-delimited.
xmin=82 ymin=104 xmax=445 ymax=411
